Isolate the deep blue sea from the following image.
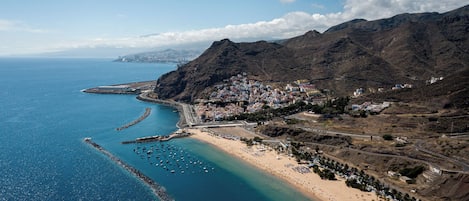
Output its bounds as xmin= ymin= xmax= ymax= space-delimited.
xmin=0 ymin=58 xmax=311 ymax=201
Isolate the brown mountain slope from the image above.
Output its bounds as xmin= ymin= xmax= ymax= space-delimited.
xmin=155 ymin=5 xmax=469 ymax=103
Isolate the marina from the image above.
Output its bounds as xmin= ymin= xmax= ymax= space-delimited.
xmin=130 ymin=140 xmax=216 ymax=175
xmin=84 ymin=138 xmax=175 ymax=201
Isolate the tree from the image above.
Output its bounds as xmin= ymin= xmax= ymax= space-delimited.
xmin=383 ymin=134 xmax=394 ymax=141
xmin=253 ymin=136 xmax=263 ymax=143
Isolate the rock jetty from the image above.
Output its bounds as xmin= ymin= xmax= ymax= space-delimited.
xmin=116 ymin=108 xmax=151 ymax=131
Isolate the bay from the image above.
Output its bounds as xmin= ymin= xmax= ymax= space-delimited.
xmin=0 ymin=58 xmax=311 ymax=201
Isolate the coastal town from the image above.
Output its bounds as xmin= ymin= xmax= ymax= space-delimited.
xmin=193 ymin=73 xmax=398 ymax=122
xmin=83 ymin=73 xmax=465 ymax=201
xmin=4 ymin=2 xmax=468 ymax=201
xmin=82 ymin=68 xmax=469 ymax=201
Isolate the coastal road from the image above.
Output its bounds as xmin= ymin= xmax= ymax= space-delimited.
xmin=298 ymin=126 xmax=469 ymax=173
xmin=300 ymin=127 xmax=380 ymax=139
xmin=415 ymin=140 xmax=469 ymax=172
xmin=180 ymin=103 xmax=199 ymax=126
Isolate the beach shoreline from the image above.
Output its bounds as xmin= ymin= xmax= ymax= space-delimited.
xmin=187 ymin=128 xmax=380 ymax=201
xmin=83 ymin=83 xmax=380 ymax=200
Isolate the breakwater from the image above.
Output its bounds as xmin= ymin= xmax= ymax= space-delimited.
xmin=82 ymin=80 xmax=155 ymax=95
xmin=136 ymin=93 xmax=186 ymax=128
xmin=84 ymin=138 xmax=174 ymax=201
xmin=122 ymin=131 xmax=191 ymax=144
xmin=116 ymin=108 xmax=151 ymax=131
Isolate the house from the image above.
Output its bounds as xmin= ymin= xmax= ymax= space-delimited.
xmin=392 ymin=84 xmax=404 ymax=90
xmin=396 ymin=137 xmax=408 ymax=144
xmin=285 ymin=84 xmax=300 ymax=92
xmin=387 ymin=171 xmax=400 ymax=178
xmin=427 ymin=76 xmax=444 ymax=84
xmin=353 ymin=88 xmax=364 ymax=97
xmin=430 ymin=165 xmax=442 ymax=175
xmin=296 ymin=79 xmax=309 ymax=85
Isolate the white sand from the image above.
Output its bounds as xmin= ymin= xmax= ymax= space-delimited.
xmin=188 ymin=128 xmax=382 ymax=201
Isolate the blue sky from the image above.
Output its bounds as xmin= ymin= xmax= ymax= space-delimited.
xmin=0 ymin=0 xmax=466 ymax=56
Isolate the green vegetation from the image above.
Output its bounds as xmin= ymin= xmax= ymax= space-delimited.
xmin=399 ymin=166 xmax=425 ymax=179
xmin=312 ymin=165 xmax=337 ymax=180
xmin=345 ymin=178 xmax=368 ymax=191
xmin=226 ymin=97 xmax=350 ymax=122
xmin=240 ymin=137 xmax=254 ymax=147
xmin=383 ymin=134 xmax=394 ymax=141
xmin=253 ymin=136 xmax=263 ymax=143
xmin=285 ymin=118 xmax=301 ymax=124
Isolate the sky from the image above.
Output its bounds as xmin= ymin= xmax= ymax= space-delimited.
xmin=0 ymin=0 xmax=467 ymax=56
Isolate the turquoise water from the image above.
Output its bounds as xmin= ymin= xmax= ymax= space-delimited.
xmin=0 ymin=58 xmax=312 ymax=201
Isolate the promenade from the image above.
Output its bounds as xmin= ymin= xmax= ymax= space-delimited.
xmin=137 ymin=92 xmax=199 ymax=128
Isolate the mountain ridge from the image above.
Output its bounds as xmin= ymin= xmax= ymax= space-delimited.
xmin=155 ymin=5 xmax=469 ymax=104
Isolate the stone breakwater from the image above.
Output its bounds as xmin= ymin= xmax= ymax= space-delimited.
xmin=121 ymin=130 xmax=191 ymax=144
xmin=137 ymin=93 xmax=186 ymax=128
xmin=116 ymin=108 xmax=151 ymax=131
xmin=84 ymin=138 xmax=174 ymax=201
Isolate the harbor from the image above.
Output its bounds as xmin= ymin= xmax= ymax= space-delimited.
xmin=121 ymin=129 xmax=191 ymax=144
xmin=129 ymin=136 xmax=216 ymax=175
xmin=84 ymin=137 xmax=175 ymax=201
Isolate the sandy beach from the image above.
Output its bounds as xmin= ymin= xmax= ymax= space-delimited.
xmin=188 ymin=128 xmax=380 ymax=201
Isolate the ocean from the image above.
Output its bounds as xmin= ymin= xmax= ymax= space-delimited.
xmin=0 ymin=58 xmax=311 ymax=201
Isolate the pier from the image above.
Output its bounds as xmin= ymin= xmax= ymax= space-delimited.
xmin=82 ymin=80 xmax=155 ymax=95
xmin=84 ymin=138 xmax=174 ymax=201
xmin=122 ymin=130 xmax=191 ymax=144
xmin=116 ymin=108 xmax=151 ymax=131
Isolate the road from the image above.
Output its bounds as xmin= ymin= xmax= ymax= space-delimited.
xmin=293 ymin=126 xmax=469 ymax=173
xmin=180 ymin=103 xmax=199 ymax=126
xmin=415 ymin=140 xmax=469 ymax=173
xmin=301 ymin=127 xmax=380 ymax=139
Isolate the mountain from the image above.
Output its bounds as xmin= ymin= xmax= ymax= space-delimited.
xmin=155 ymin=5 xmax=469 ymax=103
xmin=115 ymin=48 xmax=203 ymax=63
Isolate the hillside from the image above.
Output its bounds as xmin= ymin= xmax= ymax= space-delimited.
xmin=155 ymin=5 xmax=469 ymax=104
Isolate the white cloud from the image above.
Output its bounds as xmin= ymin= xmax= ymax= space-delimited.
xmin=0 ymin=19 xmax=51 ymax=33
xmin=68 ymin=0 xmax=465 ymax=51
xmin=341 ymin=0 xmax=467 ymax=20
xmin=3 ymin=0 xmax=467 ymax=55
